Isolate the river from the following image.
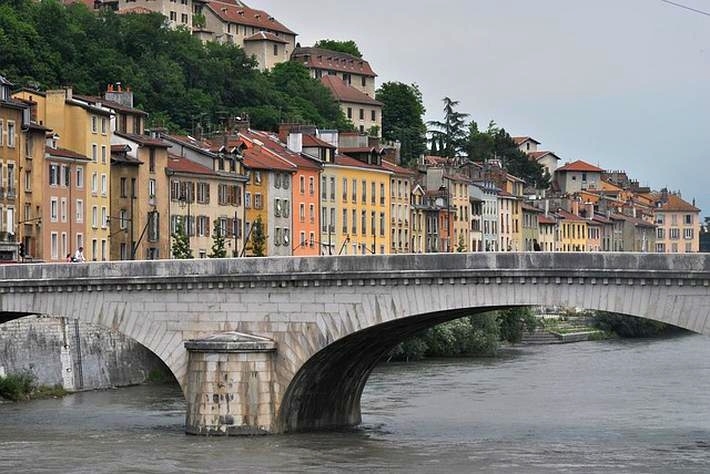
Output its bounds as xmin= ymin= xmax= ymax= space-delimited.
xmin=2 ymin=335 xmax=710 ymax=473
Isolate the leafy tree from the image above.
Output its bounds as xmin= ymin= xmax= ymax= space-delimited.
xmin=313 ymin=39 xmax=363 ymax=58
xmin=250 ymin=216 xmax=266 ymax=257
xmin=593 ymin=311 xmax=671 ymax=338
xmin=376 ymin=82 xmax=428 ymax=166
xmin=208 ymin=220 xmax=227 ymax=258
xmin=456 ymin=234 xmax=467 ymax=252
xmin=497 ymin=307 xmax=538 ymax=343
xmin=171 ymin=220 xmax=193 ymax=259
xmin=428 ymin=97 xmax=469 ymax=159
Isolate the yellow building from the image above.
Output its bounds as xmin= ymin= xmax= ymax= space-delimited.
xmin=14 ymin=88 xmax=112 ymax=261
xmin=321 ymin=154 xmax=391 ymax=256
xmin=556 ymin=208 xmax=588 ymax=251
xmin=382 ymin=159 xmax=415 ymax=254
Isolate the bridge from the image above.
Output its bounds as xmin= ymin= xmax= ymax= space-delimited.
xmin=0 ymin=253 xmax=708 ymax=435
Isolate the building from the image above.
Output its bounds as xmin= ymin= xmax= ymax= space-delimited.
xmin=0 ymin=76 xmax=24 ymax=261
xmin=320 ymin=76 xmax=382 ymax=136
xmin=15 ymin=87 xmax=113 ymax=261
xmin=646 ymin=190 xmax=701 ymax=253
xmin=554 ymin=160 xmax=604 ymax=194
xmin=198 ymin=1 xmax=296 ymax=70
xmin=471 ymin=180 xmax=499 ymax=252
xmin=382 ymin=159 xmax=416 ymax=254
xmin=291 ymin=46 xmax=377 ymax=97
xmin=521 ymin=202 xmax=542 ymax=251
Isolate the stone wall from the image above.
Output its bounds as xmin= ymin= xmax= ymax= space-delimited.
xmin=0 ymin=315 xmax=168 ymax=391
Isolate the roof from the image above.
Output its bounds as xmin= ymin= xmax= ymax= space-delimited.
xmin=166 ymin=154 xmax=218 ymax=177
xmin=0 ymin=75 xmax=13 ymax=87
xmin=241 ymin=130 xmax=321 ymax=171
xmin=538 ymin=214 xmax=557 ymax=225
xmin=522 ymin=202 xmax=543 ymax=213
xmin=556 ymin=160 xmax=605 ymax=173
xmin=244 ymin=31 xmax=288 ymax=44
xmin=320 ymin=76 xmax=382 ymax=106
xmin=47 ymin=147 xmax=91 ymax=161
xmin=382 ymin=159 xmax=417 ymax=177
xmin=302 ymin=134 xmax=336 ymax=149
xmin=114 ymin=131 xmax=170 ymax=148
xmin=204 ymin=1 xmax=295 ymax=35
xmin=117 ymin=6 xmax=154 ymax=15
xmin=647 ymin=192 xmax=701 ymax=213
xmin=292 ymin=46 xmax=376 ymax=77
xmin=512 ymin=136 xmax=541 ymax=146
xmin=423 ymin=155 xmax=451 ymax=167
xmin=528 ymin=151 xmax=561 ymax=161
xmin=332 ymin=154 xmax=390 ymax=172
xmin=556 ymin=209 xmax=588 ymax=222
xmin=340 ymin=146 xmax=384 ymax=155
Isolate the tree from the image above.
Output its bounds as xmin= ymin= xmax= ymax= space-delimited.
xmin=313 ymin=39 xmax=363 ymax=58
xmin=250 ymin=216 xmax=266 ymax=257
xmin=497 ymin=307 xmax=538 ymax=343
xmin=171 ymin=220 xmax=193 ymax=259
xmin=376 ymin=82 xmax=428 ymax=166
xmin=456 ymin=233 xmax=467 ymax=252
xmin=208 ymin=220 xmax=227 ymax=258
xmin=427 ymin=97 xmax=469 ymax=159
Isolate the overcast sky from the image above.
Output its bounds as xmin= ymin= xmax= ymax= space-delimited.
xmin=257 ymin=0 xmax=709 ymax=216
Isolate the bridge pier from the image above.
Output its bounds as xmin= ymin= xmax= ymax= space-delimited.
xmin=184 ymin=333 xmax=277 ymax=436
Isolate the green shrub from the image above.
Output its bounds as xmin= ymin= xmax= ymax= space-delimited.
xmin=0 ymin=371 xmax=36 ymax=401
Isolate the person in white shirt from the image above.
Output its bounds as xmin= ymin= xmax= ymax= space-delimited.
xmin=73 ymin=247 xmax=85 ymax=263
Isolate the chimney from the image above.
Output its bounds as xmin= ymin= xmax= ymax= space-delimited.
xmin=105 ymin=82 xmax=134 ymax=108
xmin=287 ymin=132 xmax=303 ymax=154
xmin=544 ymin=199 xmax=549 ymax=217
xmin=278 ymin=123 xmax=292 ymax=143
xmin=585 ymin=201 xmax=594 ymax=220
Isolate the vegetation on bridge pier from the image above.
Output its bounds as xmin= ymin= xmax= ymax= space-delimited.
xmin=0 ymin=371 xmax=67 ymax=402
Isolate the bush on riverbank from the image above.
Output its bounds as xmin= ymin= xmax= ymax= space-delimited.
xmin=0 ymin=371 xmax=67 ymax=401
xmin=388 ymin=308 xmax=537 ymax=361
xmin=592 ymin=311 xmax=678 ymax=338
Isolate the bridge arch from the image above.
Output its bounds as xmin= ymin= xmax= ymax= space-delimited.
xmin=0 ymin=253 xmax=707 ymax=434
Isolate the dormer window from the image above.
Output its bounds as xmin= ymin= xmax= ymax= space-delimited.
xmin=0 ymin=85 xmax=8 ymax=101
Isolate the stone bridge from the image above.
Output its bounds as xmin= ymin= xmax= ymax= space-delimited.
xmin=0 ymin=253 xmax=708 ymax=435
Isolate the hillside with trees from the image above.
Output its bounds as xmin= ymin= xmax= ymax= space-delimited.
xmin=0 ymin=0 xmax=350 ymax=133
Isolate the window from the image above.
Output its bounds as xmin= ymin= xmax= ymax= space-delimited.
xmin=362 ymin=180 xmax=367 ymax=202
xmin=330 ymin=177 xmax=336 ymax=201
xmin=245 ymin=192 xmax=251 ymax=208
xmin=101 ymin=117 xmax=107 ymax=134
xmin=274 ymin=227 xmax=282 ymax=246
xmin=342 ymin=209 xmax=347 ymax=233
xmin=282 ymin=174 xmax=289 ymax=189
xmin=76 ymin=200 xmax=83 ymax=223
xmin=7 ymin=121 xmax=15 ymax=147
xmin=149 ymin=149 xmax=156 ymax=173
xmin=101 ymin=174 xmax=107 ymax=195
xmin=101 ymin=207 xmax=107 ymax=228
xmin=170 ymin=11 xmax=177 ymax=21
xmin=60 ymin=198 xmax=67 ymax=222
xmin=669 ymin=228 xmax=680 ymax=240
xmin=309 ymin=177 xmax=314 ymax=195
xmin=371 ymin=110 xmax=376 ymax=121
xmin=76 ymin=167 xmax=84 ymax=188
xmin=322 ymin=207 xmax=328 ymax=232
xmin=309 ymin=232 xmax=315 ymax=248
xmin=273 ymin=44 xmax=279 ymax=56
xmin=149 ymin=179 xmax=157 ymax=200
xmin=254 ymin=193 xmax=262 ymax=209
xmin=321 ymin=177 xmax=327 ymax=199
xmin=359 ymin=109 xmax=364 ymax=120
xmin=49 ymin=164 xmax=59 ymax=186
xmin=254 ymin=171 xmax=262 ymax=184
xmin=300 ymin=231 xmax=306 ymax=248
xmin=92 ymin=144 xmax=98 ymax=162
xmin=50 ymin=232 xmax=58 ymax=260
xmin=101 ymin=145 xmax=107 ymax=164
xmin=656 ymin=228 xmax=665 ymax=240
xmin=283 ymin=228 xmax=290 ymax=247
xmin=91 ymin=115 xmax=98 ymax=133
xmin=656 ymin=213 xmax=664 ymax=225
xmin=361 ymin=76 xmax=366 ymax=88
xmin=352 ymin=179 xmax=357 ymax=202
xmin=119 ymin=209 xmax=128 ymax=230
xmin=50 ymin=198 xmax=58 ymax=222
xmin=352 ymin=209 xmax=357 ymax=234
xmin=299 ymin=203 xmax=305 ymax=222
xmin=274 ymin=173 xmax=281 ymax=189
xmin=380 ymin=183 xmax=385 ymax=205
xmin=24 ymin=170 xmax=31 ymax=192
xmin=380 ymin=212 xmax=385 ymax=236
xmin=361 ymin=210 xmax=367 ymax=235
xmin=342 ymin=178 xmax=348 ymax=201
xmin=0 ymin=119 xmax=3 ymax=146
xmin=684 ymin=228 xmax=694 ymax=240
xmin=347 ymin=107 xmax=352 ymax=119
xmin=300 ymin=176 xmax=305 ymax=194
xmin=371 ymin=182 xmax=376 ymax=204
xmin=275 ymin=198 xmax=282 ymax=217
xmin=685 ymin=214 xmax=693 ymax=225
xmin=309 ymin=204 xmax=315 ymax=224
xmin=92 ymin=206 xmax=98 ymax=228
xmin=181 ymin=13 xmax=188 ymax=23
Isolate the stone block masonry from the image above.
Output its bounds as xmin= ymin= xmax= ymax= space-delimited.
xmin=0 ymin=315 xmax=168 ymax=391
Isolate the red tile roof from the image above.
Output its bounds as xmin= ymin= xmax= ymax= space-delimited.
xmin=241 ymin=130 xmax=320 ymax=171
xmin=382 ymin=159 xmax=417 ymax=176
xmin=528 ymin=151 xmax=560 ymax=161
xmin=556 ymin=160 xmax=605 ymax=173
xmin=302 ymin=134 xmax=336 ymax=149
xmin=512 ymin=136 xmax=541 ymax=146
xmin=167 ymin=154 xmax=217 ymax=176
xmin=118 ymin=6 xmax=154 ymax=15
xmin=333 ymin=154 xmax=389 ymax=172
xmin=114 ymin=131 xmax=170 ymax=148
xmin=320 ymin=76 xmax=382 ymax=106
xmin=292 ymin=47 xmax=376 ymax=77
xmin=47 ymin=147 xmax=91 ymax=161
xmin=204 ymin=1 xmax=295 ymax=35
xmin=647 ymin=193 xmax=701 ymax=212
xmin=538 ymin=214 xmax=557 ymax=225
xmin=244 ymin=31 xmax=288 ymax=44
xmin=556 ymin=209 xmax=587 ymax=221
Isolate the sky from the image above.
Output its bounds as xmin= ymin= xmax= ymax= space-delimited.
xmin=256 ymin=0 xmax=710 ymax=216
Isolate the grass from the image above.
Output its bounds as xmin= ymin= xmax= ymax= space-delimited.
xmin=0 ymin=372 xmax=68 ymax=401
